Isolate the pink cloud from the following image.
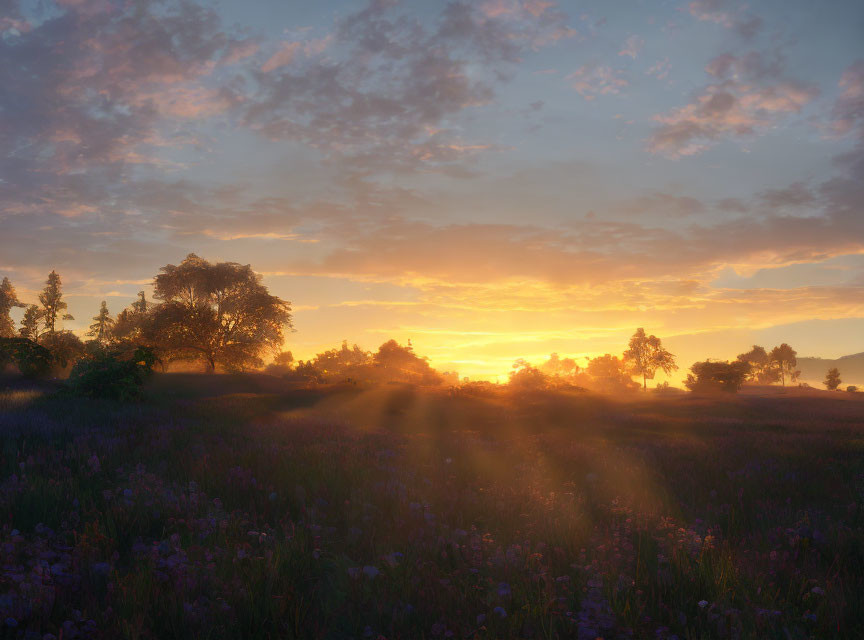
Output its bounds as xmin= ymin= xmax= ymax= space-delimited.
xmin=618 ymin=35 xmax=644 ymax=59
xmin=567 ymin=64 xmax=628 ymax=100
xmin=261 ymin=42 xmax=301 ymax=73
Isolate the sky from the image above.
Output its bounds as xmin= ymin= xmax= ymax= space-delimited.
xmin=1 ymin=0 xmax=863 ymax=381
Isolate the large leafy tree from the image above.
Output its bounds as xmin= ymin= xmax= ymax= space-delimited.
xmin=87 ymin=301 xmax=115 ymax=343
xmin=0 ymin=277 xmax=25 ymax=338
xmin=769 ymin=343 xmax=799 ymax=387
xmin=39 ymin=270 xmax=73 ymax=335
xmin=685 ymin=360 xmax=750 ymax=393
xmin=151 ymin=254 xmax=292 ymax=372
xmin=372 ymin=339 xmax=442 ymax=385
xmin=622 ymin=328 xmax=678 ymax=391
xmin=586 ymin=354 xmax=637 ymax=392
xmin=736 ymin=345 xmax=779 ymax=384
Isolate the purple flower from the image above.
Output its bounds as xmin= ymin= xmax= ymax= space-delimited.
xmin=363 ymin=565 xmax=379 ymax=579
xmin=493 ymin=606 xmax=507 ymax=618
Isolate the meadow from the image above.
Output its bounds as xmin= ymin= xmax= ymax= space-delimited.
xmin=0 ymin=375 xmax=861 ymax=639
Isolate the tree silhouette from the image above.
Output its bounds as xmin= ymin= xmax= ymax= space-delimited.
xmin=509 ymin=358 xmax=548 ymax=389
xmin=586 ymin=354 xmax=637 ymax=392
xmin=151 ymin=254 xmax=292 ymax=372
xmin=539 ymin=353 xmax=579 ymax=378
xmin=0 ymin=277 xmax=25 ymax=338
xmin=685 ymin=360 xmax=749 ymax=393
xmin=87 ymin=301 xmax=114 ymax=343
xmin=769 ymin=343 xmax=799 ymax=387
xmin=736 ymin=345 xmax=779 ymax=384
xmin=39 ymin=270 xmax=73 ymax=335
xmin=622 ymin=328 xmax=678 ymax=390
xmin=824 ymin=367 xmax=842 ymax=391
xmin=19 ymin=305 xmax=42 ymax=341
xmin=372 ymin=339 xmax=441 ymax=385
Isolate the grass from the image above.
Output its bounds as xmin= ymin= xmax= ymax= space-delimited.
xmin=0 ymin=373 xmax=861 ymax=638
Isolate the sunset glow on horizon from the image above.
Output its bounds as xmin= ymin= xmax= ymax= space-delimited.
xmin=2 ymin=0 xmax=863 ymax=382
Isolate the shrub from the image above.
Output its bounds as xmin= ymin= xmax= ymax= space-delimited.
xmin=847 ymin=385 xmax=859 ymax=393
xmin=685 ymin=360 xmax=749 ymax=393
xmin=67 ymin=346 xmax=156 ymax=401
xmin=0 ymin=337 xmax=53 ymax=378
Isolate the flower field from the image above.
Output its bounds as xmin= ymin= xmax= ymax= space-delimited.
xmin=0 ymin=376 xmax=861 ymax=639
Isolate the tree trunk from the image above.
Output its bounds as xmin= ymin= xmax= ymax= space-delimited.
xmin=643 ymin=373 xmax=647 ymax=391
xmin=205 ymin=355 xmax=216 ymax=373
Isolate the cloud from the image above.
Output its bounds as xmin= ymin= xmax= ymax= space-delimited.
xmin=831 ymin=60 xmax=864 ymax=136
xmin=618 ymin=35 xmax=644 ymax=59
xmin=687 ymin=0 xmax=762 ymax=39
xmin=242 ymin=0 xmax=578 ymax=174
xmin=567 ymin=64 xmax=628 ymax=100
xmin=647 ymin=50 xmax=818 ymax=157
xmin=260 ymin=42 xmax=301 ymax=72
xmin=645 ymin=57 xmax=671 ymax=81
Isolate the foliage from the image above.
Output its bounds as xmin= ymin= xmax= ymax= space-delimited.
xmin=38 ymin=270 xmax=73 ymax=335
xmin=736 ymin=345 xmax=780 ymax=384
xmin=18 ymin=305 xmax=42 ymax=341
xmin=0 ymin=276 xmax=25 ymax=338
xmin=685 ymin=359 xmax=750 ymax=393
xmin=151 ymin=254 xmax=292 ymax=371
xmin=623 ymin=327 xmax=678 ymax=390
xmin=824 ymin=367 xmax=842 ymax=391
xmin=67 ymin=346 xmax=156 ymax=400
xmin=0 ymin=337 xmax=52 ymax=378
xmin=371 ymin=339 xmax=442 ymax=385
xmin=769 ymin=343 xmax=799 ymax=387
xmin=86 ymin=300 xmax=114 ymax=343
xmin=586 ymin=354 xmax=638 ymax=392
xmin=39 ymin=330 xmax=86 ymax=370
xmin=508 ymin=359 xmax=549 ymax=389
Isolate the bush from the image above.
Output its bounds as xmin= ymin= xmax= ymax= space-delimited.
xmin=0 ymin=337 xmax=53 ymax=378
xmin=685 ymin=360 xmax=749 ymax=393
xmin=847 ymin=385 xmax=859 ymax=393
xmin=67 ymin=346 xmax=156 ymax=401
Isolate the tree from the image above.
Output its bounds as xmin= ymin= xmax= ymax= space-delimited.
xmin=769 ymin=343 xmax=799 ymax=387
xmin=113 ymin=291 xmax=151 ymax=344
xmin=87 ymin=301 xmax=114 ymax=343
xmin=151 ymin=254 xmax=292 ymax=372
xmin=623 ymin=328 xmax=678 ymax=390
xmin=586 ymin=354 xmax=638 ymax=392
xmin=19 ymin=305 xmax=42 ymax=341
xmin=40 ymin=330 xmax=85 ymax=370
xmin=538 ymin=353 xmax=579 ymax=378
xmin=824 ymin=367 xmax=842 ymax=391
xmin=39 ymin=270 xmax=73 ymax=335
xmin=685 ymin=360 xmax=750 ymax=393
xmin=372 ymin=339 xmax=442 ymax=385
xmin=0 ymin=277 xmax=25 ymax=338
xmin=736 ymin=345 xmax=779 ymax=384
xmin=509 ymin=359 xmax=549 ymax=389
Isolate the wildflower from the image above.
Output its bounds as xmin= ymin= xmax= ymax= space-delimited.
xmin=698 ymin=600 xmax=708 ymax=608
xmin=363 ymin=565 xmax=380 ymax=579
xmin=811 ymin=586 xmax=825 ymax=595
xmin=476 ymin=614 xmax=486 ymax=625
xmin=497 ymin=582 xmax=511 ymax=597
xmin=493 ymin=606 xmax=507 ymax=618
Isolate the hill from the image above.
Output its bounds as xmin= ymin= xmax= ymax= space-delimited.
xmin=798 ymin=351 xmax=864 ymax=387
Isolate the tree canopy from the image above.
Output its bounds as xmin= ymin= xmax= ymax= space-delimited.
xmin=151 ymin=254 xmax=293 ymax=371
xmin=622 ymin=328 xmax=677 ymax=390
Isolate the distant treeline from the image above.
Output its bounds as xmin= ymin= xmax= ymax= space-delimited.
xmin=0 ymin=255 xmax=851 ymax=394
